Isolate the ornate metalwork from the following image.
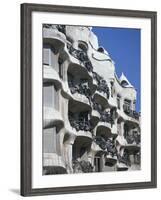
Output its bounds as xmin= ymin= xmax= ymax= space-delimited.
xmin=69 ymin=116 xmax=92 ymax=132
xmin=67 ymin=43 xmax=93 ymax=72
xmin=68 ymin=80 xmax=91 ymax=98
xmin=100 ymin=111 xmax=114 ymax=125
xmin=117 ymin=150 xmax=131 ymax=166
xmin=73 ymin=160 xmax=93 ymax=173
xmin=126 ymin=132 xmax=140 ymax=145
xmin=93 ymin=72 xmax=109 ymax=99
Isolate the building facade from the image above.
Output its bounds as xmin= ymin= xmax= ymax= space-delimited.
xmin=42 ymin=24 xmax=141 ymax=175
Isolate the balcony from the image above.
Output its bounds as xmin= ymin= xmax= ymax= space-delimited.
xmin=67 ymin=43 xmax=93 ymax=73
xmin=117 ymin=153 xmax=129 ymax=171
xmin=43 ymin=25 xmax=66 ymax=54
xmin=123 ymin=105 xmax=140 ymax=120
xmin=68 ymin=81 xmax=92 ymax=112
xmin=90 ymin=100 xmax=102 ymax=125
xmin=69 ymin=116 xmax=92 ymax=133
xmin=125 ymin=133 xmax=140 ymax=152
xmin=97 ymin=111 xmax=114 ymax=138
xmin=94 ymin=136 xmax=107 ymax=151
xmin=93 ymin=72 xmax=109 ymax=106
xmin=72 ymin=160 xmax=93 ymax=173
xmin=68 ymin=81 xmax=91 ymax=98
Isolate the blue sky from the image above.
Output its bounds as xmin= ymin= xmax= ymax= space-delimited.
xmin=92 ymin=27 xmax=141 ymax=112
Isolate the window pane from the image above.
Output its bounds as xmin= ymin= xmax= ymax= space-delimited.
xmin=43 ymin=86 xmax=54 ymax=107
xmin=43 ymin=127 xmax=57 ymax=153
xmin=43 ymin=44 xmax=51 ymax=65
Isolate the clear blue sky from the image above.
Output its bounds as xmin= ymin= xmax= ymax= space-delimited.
xmin=92 ymin=27 xmax=141 ymax=112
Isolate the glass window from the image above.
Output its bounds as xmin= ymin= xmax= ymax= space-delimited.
xmin=43 ymin=44 xmax=51 ymax=65
xmin=117 ymin=96 xmax=120 ymax=109
xmin=43 ymin=85 xmax=59 ymax=110
xmin=43 ymin=127 xmax=57 ymax=153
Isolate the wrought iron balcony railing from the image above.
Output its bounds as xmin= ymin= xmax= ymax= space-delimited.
xmin=68 ymin=81 xmax=91 ymax=98
xmin=94 ymin=136 xmax=117 ymax=157
xmin=91 ymin=99 xmax=103 ymax=114
xmin=100 ymin=111 xmax=114 ymax=124
xmin=73 ymin=160 xmax=93 ymax=173
xmin=69 ymin=116 xmax=92 ymax=132
xmin=117 ymin=151 xmax=131 ymax=166
xmin=123 ymin=105 xmax=140 ymax=120
xmin=93 ymin=72 xmax=109 ymax=99
xmin=126 ymin=133 xmax=140 ymax=145
xmin=67 ymin=43 xmax=93 ymax=72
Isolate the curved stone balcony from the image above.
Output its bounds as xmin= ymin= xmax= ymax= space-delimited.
xmin=96 ymin=111 xmax=114 ymax=138
xmin=43 ymin=27 xmax=66 ymax=54
xmin=68 ymin=82 xmax=92 ymax=112
xmin=123 ymin=105 xmax=140 ymax=120
xmin=124 ymin=143 xmax=140 ymax=153
xmin=43 ymin=107 xmax=64 ymax=129
xmin=117 ymin=109 xmax=140 ymax=126
xmin=93 ymin=91 xmax=108 ymax=107
xmin=124 ymin=134 xmax=141 ymax=153
xmin=68 ymin=115 xmax=93 ymax=139
xmin=68 ymin=61 xmax=93 ymax=82
xmin=116 ymin=162 xmax=128 ymax=171
xmin=69 ymin=93 xmax=91 ymax=113
xmin=43 ymin=65 xmax=62 ymax=89
xmin=90 ymin=100 xmax=101 ymax=126
xmin=67 ymin=43 xmax=93 ymax=73
xmin=105 ymin=154 xmax=117 ymax=167
xmin=92 ymin=72 xmax=109 ymax=107
xmin=90 ymin=110 xmax=100 ymax=127
xmin=96 ymin=122 xmax=112 ymax=137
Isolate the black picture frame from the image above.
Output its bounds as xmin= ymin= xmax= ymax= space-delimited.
xmin=21 ymin=3 xmax=157 ymax=196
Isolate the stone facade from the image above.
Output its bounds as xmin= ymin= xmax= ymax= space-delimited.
xmin=42 ymin=25 xmax=141 ymax=175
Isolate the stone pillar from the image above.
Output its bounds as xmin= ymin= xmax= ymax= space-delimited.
xmin=63 ymin=134 xmax=76 ymax=174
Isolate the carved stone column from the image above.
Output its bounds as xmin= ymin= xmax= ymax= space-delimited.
xmin=63 ymin=134 xmax=76 ymax=174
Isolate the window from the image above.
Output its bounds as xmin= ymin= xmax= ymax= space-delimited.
xmin=43 ymin=127 xmax=61 ymax=155
xmin=133 ymin=100 xmax=136 ymax=111
xmin=43 ymin=44 xmax=51 ymax=65
xmin=97 ymin=47 xmax=104 ymax=53
xmin=78 ymin=41 xmax=88 ymax=52
xmin=43 ymin=44 xmax=59 ymax=72
xmin=121 ymin=80 xmax=128 ymax=87
xmin=43 ymin=85 xmax=59 ymax=110
xmin=110 ymin=81 xmax=114 ymax=97
xmin=123 ymin=99 xmax=131 ymax=113
xmin=43 ymin=127 xmax=57 ymax=153
xmin=94 ymin=156 xmax=101 ymax=172
xmin=117 ymin=95 xmax=121 ymax=109
xmin=58 ymin=57 xmax=63 ymax=79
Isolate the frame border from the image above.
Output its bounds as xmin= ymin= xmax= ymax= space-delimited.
xmin=21 ymin=3 xmax=157 ymax=196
